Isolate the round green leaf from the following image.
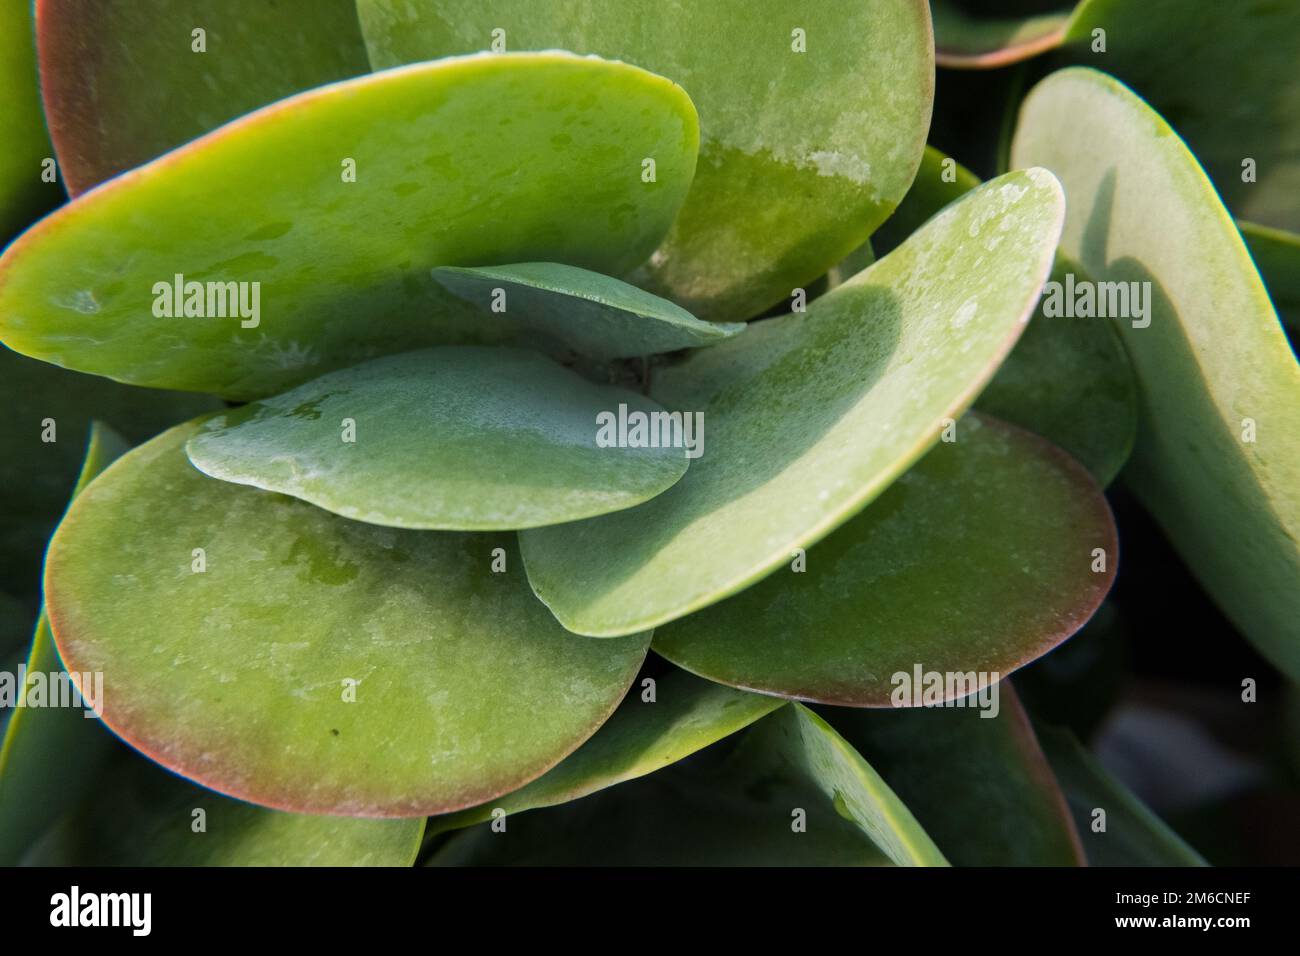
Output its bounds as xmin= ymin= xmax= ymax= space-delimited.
xmin=1240 ymin=220 xmax=1300 ymax=344
xmin=0 ymin=0 xmax=60 ymax=238
xmin=426 ymin=667 xmax=785 ymax=838
xmin=431 ymin=263 xmax=743 ymax=359
xmin=932 ymin=0 xmax=1075 ymax=69
xmin=0 ymin=52 xmax=699 ymax=399
xmin=44 ymin=422 xmax=651 ymax=815
xmin=520 ymin=169 xmax=1065 ymax=637
xmin=186 ymin=347 xmax=690 ymax=531
xmin=1063 ymin=0 xmax=1300 ymax=232
xmin=826 ymin=683 xmax=1085 ymax=865
xmin=652 ymin=413 xmax=1116 ymax=704
xmin=1012 ymin=67 xmax=1300 ymax=679
xmin=37 ymin=0 xmax=371 ymax=195
xmin=357 ymin=0 xmax=934 ymax=322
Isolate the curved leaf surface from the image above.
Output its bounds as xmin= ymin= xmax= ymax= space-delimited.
xmin=0 ymin=1 xmax=60 ymax=238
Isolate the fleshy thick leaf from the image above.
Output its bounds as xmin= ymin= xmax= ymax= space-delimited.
xmin=37 ymin=0 xmax=371 ymax=195
xmin=1036 ymin=723 xmax=1207 ymax=866
xmin=44 ymin=422 xmax=650 ymax=815
xmin=826 ymin=683 xmax=1085 ymax=865
xmin=520 ymin=170 xmax=1065 ymax=637
xmin=0 ymin=52 xmax=699 ymax=399
xmin=0 ymin=346 xmax=219 ymax=604
xmin=1013 ymin=67 xmax=1300 ymax=679
xmin=1063 ymin=0 xmax=1300 ymax=232
xmin=426 ymin=668 xmax=785 ymax=837
xmin=186 ymin=348 xmax=688 ymax=531
xmin=26 ymin=757 xmax=424 ymax=867
xmin=932 ymin=0 xmax=1075 ymax=69
xmin=0 ymin=1 xmax=60 ymax=237
xmin=431 ymin=263 xmax=743 ymax=358
xmin=0 ymin=422 xmax=125 ymax=865
xmin=357 ymin=0 xmax=933 ymax=321
xmin=430 ymin=704 xmax=946 ymax=866
xmin=652 ymin=414 xmax=1115 ymax=704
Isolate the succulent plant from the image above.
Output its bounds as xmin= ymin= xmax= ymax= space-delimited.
xmin=0 ymin=0 xmax=1296 ymax=869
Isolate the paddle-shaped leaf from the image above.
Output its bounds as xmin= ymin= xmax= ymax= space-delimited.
xmin=430 ymin=263 xmax=743 ymax=358
xmin=36 ymin=0 xmax=371 ymax=196
xmin=1036 ymin=723 xmax=1207 ymax=866
xmin=0 ymin=52 xmax=699 ymax=399
xmin=44 ymin=422 xmax=651 ymax=815
xmin=1013 ymin=67 xmax=1300 ymax=679
xmin=430 ymin=704 xmax=946 ymax=866
xmin=357 ymin=0 xmax=933 ymax=321
xmin=652 ymin=414 xmax=1115 ymax=704
xmin=826 ymin=683 xmax=1084 ymax=865
xmin=520 ymin=169 xmax=1065 ymax=637
xmin=0 ymin=422 xmax=125 ymax=865
xmin=186 ymin=348 xmax=689 ymax=531
xmin=0 ymin=1 xmax=60 ymax=237
xmin=426 ymin=668 xmax=784 ymax=838
xmin=931 ymin=0 xmax=1075 ymax=69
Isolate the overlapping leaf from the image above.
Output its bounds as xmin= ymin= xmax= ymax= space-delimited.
xmin=0 ymin=1 xmax=60 ymax=237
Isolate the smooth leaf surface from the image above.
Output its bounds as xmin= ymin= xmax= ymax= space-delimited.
xmin=26 ymin=756 xmax=424 ymax=866
xmin=430 ymin=263 xmax=743 ymax=358
xmin=45 ymin=422 xmax=651 ymax=815
xmin=0 ymin=346 xmax=219 ymax=604
xmin=932 ymin=0 xmax=1074 ymax=68
xmin=0 ymin=422 xmax=125 ymax=865
xmin=186 ymin=348 xmax=688 ymax=531
xmin=430 ymin=704 xmax=945 ymax=866
xmin=426 ymin=668 xmax=785 ymax=837
xmin=1013 ymin=67 xmax=1300 ymax=679
xmin=0 ymin=0 xmax=60 ymax=237
xmin=37 ymin=0 xmax=371 ymax=196
xmin=652 ymin=414 xmax=1115 ymax=705
xmin=1063 ymin=0 xmax=1300 ymax=232
xmin=357 ymin=0 xmax=934 ymax=321
xmin=1240 ymin=220 xmax=1300 ymax=343
xmin=0 ymin=52 xmax=699 ymax=398
xmin=1036 ymin=723 xmax=1207 ymax=866
xmin=521 ymin=170 xmax=1065 ymax=637
xmin=826 ymin=683 xmax=1085 ymax=865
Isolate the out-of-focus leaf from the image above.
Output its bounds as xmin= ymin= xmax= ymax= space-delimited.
xmin=357 ymin=0 xmax=934 ymax=321
xmin=44 ymin=422 xmax=650 ymax=816
xmin=0 ymin=0 xmax=60 ymax=237
xmin=37 ymin=0 xmax=371 ymax=195
xmin=825 ymin=683 xmax=1085 ymax=865
xmin=521 ymin=170 xmax=1065 ymax=637
xmin=1240 ymin=220 xmax=1300 ymax=344
xmin=0 ymin=422 xmax=125 ymax=865
xmin=931 ymin=0 xmax=1075 ymax=69
xmin=426 ymin=668 xmax=785 ymax=838
xmin=186 ymin=348 xmax=688 ymax=531
xmin=1013 ymin=67 xmax=1300 ymax=680
xmin=0 ymin=53 xmax=698 ymax=398
xmin=652 ymin=414 xmax=1115 ymax=704
xmin=429 ymin=704 xmax=946 ymax=866
xmin=1036 ymin=723 xmax=1207 ymax=866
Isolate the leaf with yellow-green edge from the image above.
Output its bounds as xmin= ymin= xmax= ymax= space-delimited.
xmin=186 ymin=348 xmax=688 ymax=531
xmin=520 ymin=169 xmax=1065 ymax=637
xmin=1012 ymin=66 xmax=1300 ymax=679
xmin=825 ymin=682 xmax=1085 ymax=865
xmin=0 ymin=346 xmax=219 ymax=604
xmin=0 ymin=52 xmax=699 ymax=399
xmin=652 ymin=414 xmax=1115 ymax=705
xmin=44 ymin=421 xmax=651 ymax=816
xmin=0 ymin=0 xmax=61 ymax=238
xmin=25 ymin=756 xmax=424 ymax=867
xmin=1240 ymin=220 xmax=1300 ymax=343
xmin=425 ymin=668 xmax=785 ymax=839
xmin=875 ymin=147 xmax=1137 ymax=484
xmin=1062 ymin=0 xmax=1300 ymax=232
xmin=931 ymin=0 xmax=1076 ymax=69
xmin=429 ymin=704 xmax=946 ymax=866
xmin=36 ymin=0 xmax=371 ymax=196
xmin=0 ymin=422 xmax=125 ymax=866
xmin=1035 ymin=723 xmax=1207 ymax=866
xmin=430 ymin=263 xmax=743 ymax=359
xmin=357 ymin=0 xmax=933 ymax=322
